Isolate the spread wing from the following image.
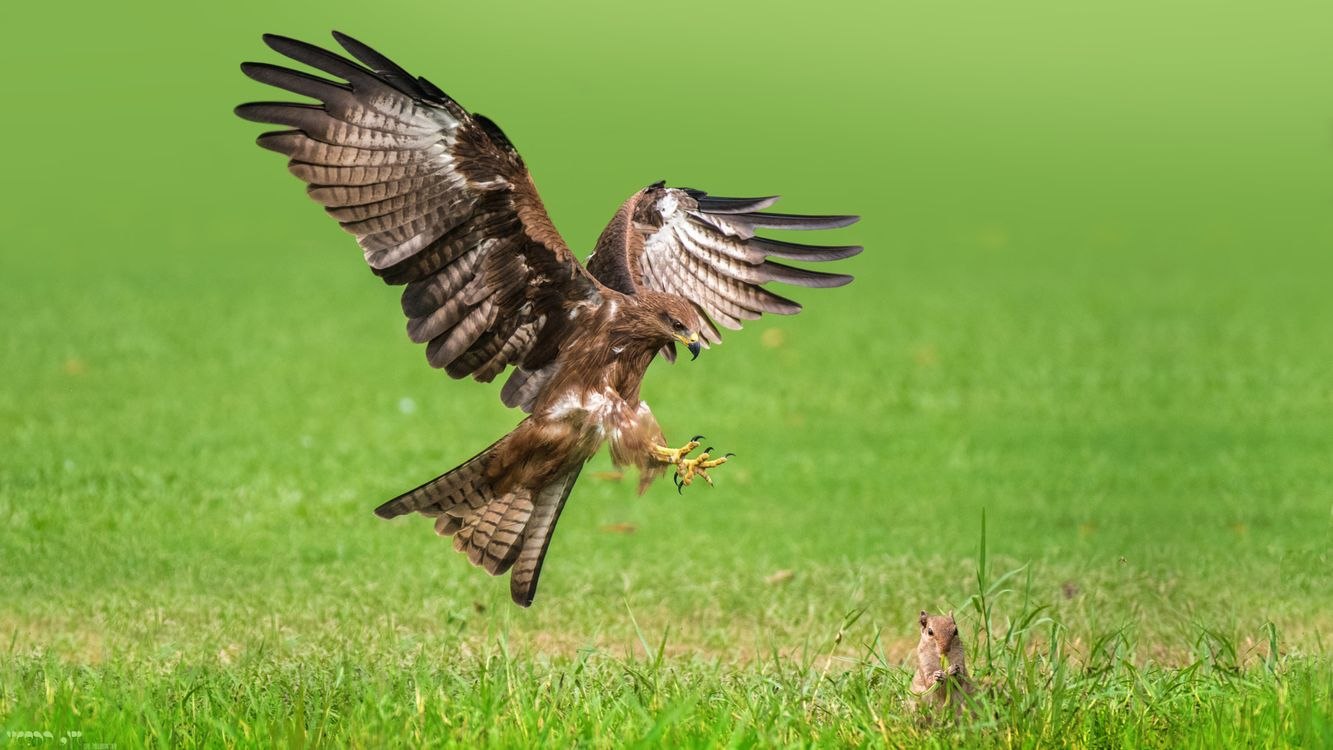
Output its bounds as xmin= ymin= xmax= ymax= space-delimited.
xmin=585 ymin=182 xmax=859 ymax=346
xmin=236 ymin=32 xmax=601 ymax=406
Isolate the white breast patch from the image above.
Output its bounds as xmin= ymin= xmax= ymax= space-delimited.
xmin=544 ymin=388 xmax=621 ymax=424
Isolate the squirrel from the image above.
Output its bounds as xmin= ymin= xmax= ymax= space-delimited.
xmin=909 ymin=610 xmax=975 ymax=715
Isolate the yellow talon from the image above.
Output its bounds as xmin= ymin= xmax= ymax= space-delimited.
xmin=661 ymin=442 xmax=732 ymax=493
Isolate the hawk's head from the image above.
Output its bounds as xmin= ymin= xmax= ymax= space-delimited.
xmin=657 ymin=296 xmax=703 ymax=360
xmin=623 ymin=292 xmax=703 ymax=360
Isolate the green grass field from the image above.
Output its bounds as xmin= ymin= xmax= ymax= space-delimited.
xmin=3 ymin=1 xmax=1332 ymax=746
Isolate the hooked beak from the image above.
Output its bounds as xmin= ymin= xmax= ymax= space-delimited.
xmin=675 ymin=332 xmax=702 ymax=361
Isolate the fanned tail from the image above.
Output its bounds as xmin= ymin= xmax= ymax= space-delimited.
xmin=374 ymin=438 xmax=583 ymax=607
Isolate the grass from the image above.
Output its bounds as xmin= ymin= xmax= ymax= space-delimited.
xmin=6 ymin=256 xmax=1328 ymax=749
xmin=4 ymin=0 xmax=1333 ymax=745
xmin=6 ymin=638 xmax=1327 ymax=748
xmin=2 ymin=518 xmax=1329 ymax=747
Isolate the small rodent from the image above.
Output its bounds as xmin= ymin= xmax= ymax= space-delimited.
xmin=909 ymin=610 xmax=974 ymax=714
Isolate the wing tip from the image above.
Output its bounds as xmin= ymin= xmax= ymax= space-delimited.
xmin=748 ymin=236 xmax=864 ymax=262
xmin=373 ymin=500 xmax=404 ymax=519
xmin=261 ymin=32 xmax=294 ymax=51
xmin=806 ymin=271 xmax=854 ymax=288
xmin=233 ymin=102 xmax=264 ymax=122
xmin=759 ymin=260 xmax=855 ymax=289
xmin=765 ymin=212 xmax=860 ymax=230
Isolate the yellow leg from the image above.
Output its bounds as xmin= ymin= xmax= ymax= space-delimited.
xmin=651 ymin=435 xmax=702 ymax=465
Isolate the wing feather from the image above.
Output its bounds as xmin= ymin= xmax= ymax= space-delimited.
xmin=586 ymin=184 xmax=858 ymax=342
xmin=237 ymin=32 xmax=603 ymax=398
xmin=288 ymin=158 xmax=447 ymax=186
xmin=691 ymin=193 xmax=780 ymax=214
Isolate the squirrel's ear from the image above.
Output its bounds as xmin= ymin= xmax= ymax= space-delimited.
xmin=948 ymin=610 xmax=955 ymax=622
xmin=919 ymin=610 xmax=928 ymax=627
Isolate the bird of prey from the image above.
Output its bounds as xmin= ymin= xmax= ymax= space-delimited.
xmin=236 ymin=32 xmax=860 ymax=606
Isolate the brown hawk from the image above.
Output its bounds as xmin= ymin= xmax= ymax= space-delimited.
xmin=236 ymin=32 xmax=860 ymax=606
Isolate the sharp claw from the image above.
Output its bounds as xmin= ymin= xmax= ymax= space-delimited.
xmin=656 ymin=435 xmax=732 ymax=494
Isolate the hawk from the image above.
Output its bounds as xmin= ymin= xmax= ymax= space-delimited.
xmin=236 ymin=32 xmax=860 ymax=606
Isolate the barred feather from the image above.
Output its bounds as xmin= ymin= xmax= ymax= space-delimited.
xmin=586 ymin=184 xmax=859 ymax=344
xmin=237 ymin=31 xmax=598 ymax=393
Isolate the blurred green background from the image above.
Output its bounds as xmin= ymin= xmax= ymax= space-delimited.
xmin=2 ymin=0 xmax=1331 ymax=661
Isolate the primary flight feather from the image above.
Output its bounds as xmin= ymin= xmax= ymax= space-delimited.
xmin=236 ymin=31 xmax=860 ymax=606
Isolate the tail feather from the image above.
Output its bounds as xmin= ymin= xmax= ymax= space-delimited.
xmin=451 ymin=488 xmax=535 ymax=575
xmin=485 ymin=491 xmax=535 ymax=573
xmin=373 ymin=438 xmax=502 ymax=519
xmin=510 ymin=467 xmax=582 ymax=607
xmin=374 ymin=433 xmax=583 ymax=607
xmin=433 ymin=511 xmax=465 ymax=536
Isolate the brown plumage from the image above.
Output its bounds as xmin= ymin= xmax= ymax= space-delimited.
xmin=236 ymin=32 xmax=861 ymax=606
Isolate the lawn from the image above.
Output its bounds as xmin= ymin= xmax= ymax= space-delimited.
xmin=2 ymin=1 xmax=1331 ymax=747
